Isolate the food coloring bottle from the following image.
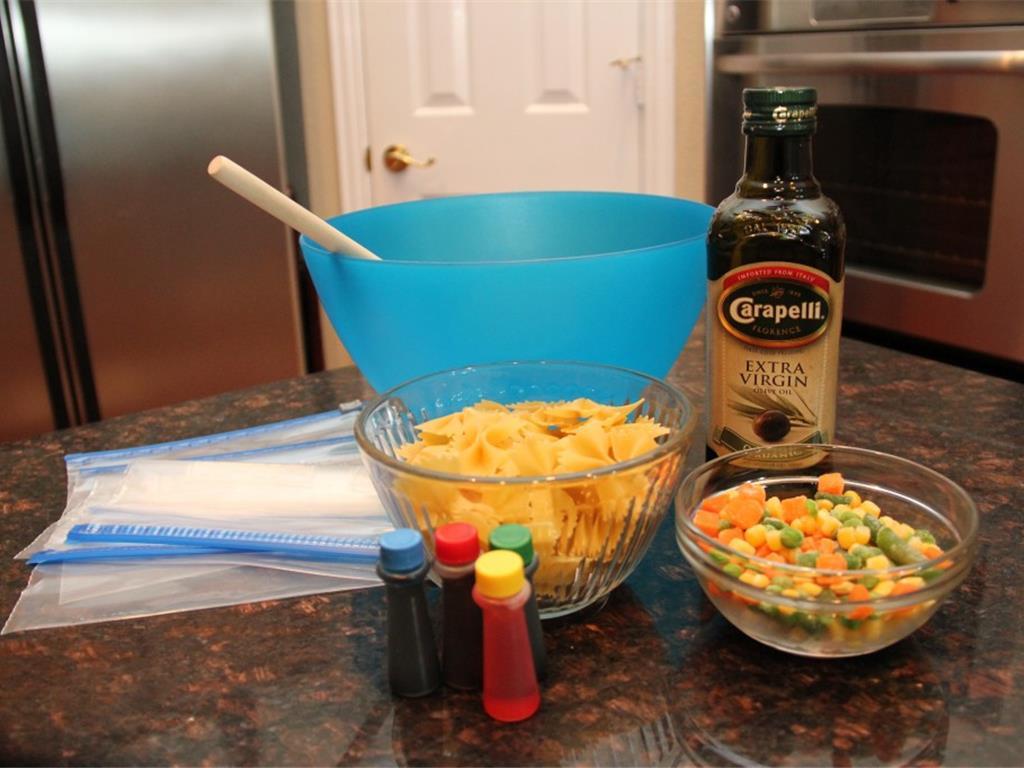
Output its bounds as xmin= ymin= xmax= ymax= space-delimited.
xmin=434 ymin=522 xmax=483 ymax=691
xmin=377 ymin=528 xmax=440 ymax=697
xmin=488 ymin=524 xmax=547 ymax=680
xmin=707 ymin=87 xmax=845 ymax=459
xmin=472 ymin=550 xmax=540 ymax=722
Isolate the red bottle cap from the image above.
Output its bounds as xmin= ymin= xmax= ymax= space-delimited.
xmin=434 ymin=522 xmax=480 ymax=566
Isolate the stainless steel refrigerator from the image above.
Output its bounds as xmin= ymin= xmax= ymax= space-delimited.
xmin=1 ymin=0 xmax=312 ymax=442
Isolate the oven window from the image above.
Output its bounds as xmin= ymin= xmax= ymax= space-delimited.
xmin=815 ymin=105 xmax=996 ymax=291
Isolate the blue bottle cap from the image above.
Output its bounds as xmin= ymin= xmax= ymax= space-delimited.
xmin=379 ymin=528 xmax=425 ymax=573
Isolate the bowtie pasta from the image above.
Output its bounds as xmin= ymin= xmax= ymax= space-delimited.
xmin=396 ymin=398 xmax=673 ymax=597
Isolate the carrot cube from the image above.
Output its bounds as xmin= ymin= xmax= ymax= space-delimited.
xmin=718 ymin=527 xmax=743 ymax=544
xmin=817 ymin=472 xmax=845 ymax=496
xmin=780 ymin=495 xmax=808 ymax=522
xmin=700 ymin=493 xmax=732 ymax=514
xmin=737 ymin=482 xmax=767 ymax=505
xmin=694 ymin=509 xmax=721 ymax=537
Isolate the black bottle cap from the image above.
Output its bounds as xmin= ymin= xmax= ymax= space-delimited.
xmin=742 ymin=87 xmax=817 ymax=136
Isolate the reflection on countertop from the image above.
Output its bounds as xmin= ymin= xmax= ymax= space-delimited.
xmin=1 ymin=321 xmax=1022 ymax=766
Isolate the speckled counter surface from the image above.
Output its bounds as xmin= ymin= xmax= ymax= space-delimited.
xmin=1 ymin=327 xmax=1021 ymax=767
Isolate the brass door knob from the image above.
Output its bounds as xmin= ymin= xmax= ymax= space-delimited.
xmin=609 ymin=55 xmax=642 ymax=70
xmin=383 ymin=144 xmax=436 ymax=173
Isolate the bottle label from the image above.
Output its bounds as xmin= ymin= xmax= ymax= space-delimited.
xmin=708 ymin=262 xmax=843 ymax=457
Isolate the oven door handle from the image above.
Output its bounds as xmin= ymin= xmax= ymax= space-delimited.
xmin=717 ymin=50 xmax=1024 ymax=76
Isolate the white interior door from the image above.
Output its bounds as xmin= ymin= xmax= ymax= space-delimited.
xmin=358 ymin=0 xmax=644 ymax=203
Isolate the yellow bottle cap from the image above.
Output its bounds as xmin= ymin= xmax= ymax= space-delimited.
xmin=474 ymin=550 xmax=525 ymax=599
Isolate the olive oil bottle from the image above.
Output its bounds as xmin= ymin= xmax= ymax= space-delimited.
xmin=707 ymin=87 xmax=845 ymax=458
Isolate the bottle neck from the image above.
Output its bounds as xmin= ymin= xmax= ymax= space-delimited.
xmin=436 ymin=559 xmax=475 ymax=580
xmin=738 ymin=133 xmax=819 ymax=199
xmin=473 ymin=583 xmax=531 ymax=612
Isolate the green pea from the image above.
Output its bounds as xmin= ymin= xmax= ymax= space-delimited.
xmin=764 ymin=517 xmax=787 ymax=530
xmin=780 ymin=527 xmax=804 ymax=548
xmin=843 ymin=552 xmax=864 ymax=569
xmin=818 ymin=588 xmax=837 ymax=602
xmin=861 ymin=514 xmax=883 ymax=544
xmin=723 ymin=563 xmax=743 ymax=578
xmin=718 ymin=519 xmax=733 ymax=532
xmin=815 ymin=492 xmax=853 ymax=506
xmin=796 ymin=612 xmax=822 ymax=634
xmin=840 ymin=512 xmax=862 ymax=526
xmin=860 ymin=575 xmax=879 ymax=590
xmin=805 ymin=499 xmax=819 ymax=516
xmin=916 ymin=529 xmax=937 ymax=545
xmin=920 ymin=568 xmax=944 ymax=583
xmin=709 ymin=550 xmax=730 ymax=565
xmin=877 ymin=526 xmax=925 ymax=565
xmin=839 ymin=616 xmax=864 ymax=630
xmin=765 ymin=584 xmax=784 ymax=594
xmin=851 ymin=545 xmax=882 ymax=559
xmin=797 ymin=552 xmax=819 ymax=568
xmin=772 ymin=575 xmax=794 ymax=588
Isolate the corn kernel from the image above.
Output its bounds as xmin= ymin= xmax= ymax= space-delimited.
xmin=765 ymin=529 xmax=783 ymax=551
xmin=854 ymin=525 xmax=872 ymax=545
xmin=798 ymin=582 xmax=823 ymax=597
xmin=880 ymin=515 xmax=897 ymax=529
xmin=832 ymin=580 xmax=855 ymax=595
xmin=801 ymin=515 xmax=819 ymax=535
xmin=815 ymin=498 xmax=834 ymax=511
xmin=898 ymin=523 xmax=915 ymax=540
xmin=832 ymin=503 xmax=852 ymax=517
xmin=872 ymin=579 xmax=895 ymax=597
xmin=866 ymin=554 xmax=892 ymax=570
xmin=837 ymin=527 xmax=857 ymax=550
xmin=744 ymin=524 xmax=767 ymax=548
xmin=765 ymin=496 xmax=783 ymax=516
xmin=781 ymin=588 xmax=801 ymax=599
xmin=790 ymin=517 xmax=804 ymax=533
xmin=777 ymin=605 xmax=796 ymax=616
xmin=864 ymin=618 xmax=883 ymax=640
xmin=729 ymin=538 xmax=756 ymax=556
xmin=897 ymin=576 xmax=926 ymax=589
xmin=846 ymin=490 xmax=862 ymax=508
xmin=818 ymin=514 xmax=840 ymax=537
xmin=860 ymin=500 xmax=881 ymax=517
xmin=908 ymin=536 xmax=924 ymax=552
xmin=739 ymin=571 xmax=770 ymax=588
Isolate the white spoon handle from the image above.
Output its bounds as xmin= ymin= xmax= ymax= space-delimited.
xmin=208 ymin=155 xmax=380 ymax=261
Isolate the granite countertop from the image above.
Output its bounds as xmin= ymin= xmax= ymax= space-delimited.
xmin=1 ymin=326 xmax=1022 ymax=767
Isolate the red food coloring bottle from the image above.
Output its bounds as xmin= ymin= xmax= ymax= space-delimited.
xmin=434 ymin=522 xmax=483 ymax=691
xmin=472 ymin=550 xmax=540 ymax=722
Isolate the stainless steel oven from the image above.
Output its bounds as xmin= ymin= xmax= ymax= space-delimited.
xmin=709 ymin=0 xmax=1024 ymax=370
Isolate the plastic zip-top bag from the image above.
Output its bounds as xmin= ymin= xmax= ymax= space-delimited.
xmin=3 ymin=403 xmax=393 ymax=634
xmin=18 ymin=402 xmax=370 ymax=560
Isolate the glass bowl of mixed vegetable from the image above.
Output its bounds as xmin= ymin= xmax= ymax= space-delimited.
xmin=675 ymin=445 xmax=978 ymax=657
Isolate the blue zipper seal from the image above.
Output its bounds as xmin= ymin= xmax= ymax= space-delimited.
xmin=63 ymin=523 xmax=380 ymax=563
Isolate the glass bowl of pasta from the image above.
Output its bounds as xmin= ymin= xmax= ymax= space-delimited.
xmin=355 ymin=361 xmax=696 ymax=618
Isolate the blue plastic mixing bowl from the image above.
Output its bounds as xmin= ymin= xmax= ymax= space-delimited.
xmin=299 ymin=191 xmax=713 ymax=392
